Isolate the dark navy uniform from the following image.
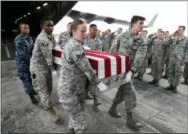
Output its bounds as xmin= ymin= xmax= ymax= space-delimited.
xmin=14 ymin=34 xmax=36 ymax=95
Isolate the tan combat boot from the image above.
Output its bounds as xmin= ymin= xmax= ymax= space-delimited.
xmin=67 ymin=128 xmax=75 ymax=134
xmin=28 ymin=93 xmax=38 ymax=105
xmin=164 ymin=84 xmax=174 ymax=91
xmin=47 ymin=108 xmax=60 ymax=123
xmin=108 ymin=104 xmax=121 ymax=118
xmin=93 ymin=95 xmax=102 ymax=106
xmin=148 ymin=78 xmax=157 ymax=85
xmin=127 ymin=111 xmax=142 ymax=130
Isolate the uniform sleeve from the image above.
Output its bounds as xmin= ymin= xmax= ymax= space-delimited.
xmin=184 ymin=40 xmax=188 ymax=62
xmin=131 ymin=38 xmax=148 ymax=72
xmin=72 ymin=45 xmax=99 ymax=83
xmin=97 ymin=39 xmax=103 ymax=50
xmin=178 ymin=39 xmax=188 ymax=61
xmin=147 ymin=35 xmax=156 ymax=45
xmin=110 ymin=35 xmax=120 ymax=53
xmin=163 ymin=38 xmax=171 ymax=61
xmin=38 ymin=39 xmax=53 ymax=67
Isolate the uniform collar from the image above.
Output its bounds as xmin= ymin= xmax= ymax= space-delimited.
xmin=42 ymin=30 xmax=53 ymax=39
xmin=178 ymin=35 xmax=186 ymax=41
xmin=19 ymin=33 xmax=30 ymax=39
xmin=127 ymin=28 xmax=140 ymax=36
xmin=73 ymin=37 xmax=84 ymax=45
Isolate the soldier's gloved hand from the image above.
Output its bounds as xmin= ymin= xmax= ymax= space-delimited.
xmin=125 ymin=71 xmax=133 ymax=82
xmin=97 ymin=82 xmax=108 ymax=92
xmin=51 ymin=70 xmax=58 ymax=77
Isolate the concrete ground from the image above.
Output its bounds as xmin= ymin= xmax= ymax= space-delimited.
xmin=1 ymin=60 xmax=188 ymax=133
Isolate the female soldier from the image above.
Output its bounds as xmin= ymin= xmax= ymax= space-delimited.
xmin=57 ymin=19 xmax=100 ymax=133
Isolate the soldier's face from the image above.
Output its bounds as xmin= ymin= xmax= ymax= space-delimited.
xmin=157 ymin=32 xmax=164 ymax=39
xmin=141 ymin=31 xmax=147 ymax=37
xmin=107 ymin=29 xmax=111 ymax=34
xmin=134 ymin=20 xmax=144 ymax=32
xmin=178 ymin=27 xmax=184 ymax=36
xmin=43 ymin=21 xmax=54 ymax=35
xmin=117 ymin=28 xmax=122 ymax=34
xmin=90 ymin=26 xmax=98 ymax=36
xmin=158 ymin=29 xmax=162 ymax=32
xmin=73 ymin=23 xmax=87 ymax=42
xmin=165 ymin=31 xmax=169 ymax=37
xmin=20 ymin=24 xmax=30 ymax=35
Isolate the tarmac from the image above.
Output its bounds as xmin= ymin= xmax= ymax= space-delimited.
xmin=1 ymin=60 xmax=188 ymax=133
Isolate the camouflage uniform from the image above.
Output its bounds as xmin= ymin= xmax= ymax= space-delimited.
xmin=57 ymin=38 xmax=100 ymax=133
xmin=183 ymin=39 xmax=188 ymax=84
xmin=30 ymin=30 xmax=56 ymax=110
xmin=110 ymin=28 xmax=147 ymax=113
xmin=167 ymin=36 xmax=187 ymax=89
xmin=84 ymin=35 xmax=103 ymax=50
xmin=102 ymin=34 xmax=114 ymax=52
xmin=146 ymin=34 xmax=156 ymax=67
xmin=149 ymin=39 xmax=167 ymax=84
xmin=83 ymin=34 xmax=103 ymax=100
xmin=136 ymin=37 xmax=148 ymax=79
xmin=58 ymin=31 xmax=71 ymax=49
xmin=111 ymin=33 xmax=121 ymax=47
xmin=163 ymin=37 xmax=171 ymax=78
xmin=14 ymin=34 xmax=36 ymax=95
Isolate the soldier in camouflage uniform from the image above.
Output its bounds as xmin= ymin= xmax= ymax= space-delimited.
xmin=162 ymin=30 xmax=176 ymax=78
xmin=164 ymin=31 xmax=169 ymax=38
xmin=165 ymin=26 xmax=187 ymax=92
xmin=182 ymin=39 xmax=188 ymax=85
xmin=146 ymin=29 xmax=162 ymax=71
xmin=109 ymin=16 xmax=147 ymax=130
xmin=57 ymin=19 xmax=101 ymax=133
xmin=14 ymin=22 xmax=38 ymax=104
xmin=101 ymin=33 xmax=113 ymax=52
xmin=148 ymin=30 xmax=167 ymax=86
xmin=101 ymin=29 xmax=121 ymax=52
xmin=83 ymin=24 xmax=102 ymax=105
xmin=146 ymin=33 xmax=155 ymax=70
xmin=96 ymin=29 xmax=101 ymax=38
xmin=108 ymin=28 xmax=123 ymax=52
xmin=111 ymin=28 xmax=123 ymax=45
xmin=58 ymin=22 xmax=72 ymax=49
xmin=135 ymin=30 xmax=148 ymax=80
xmin=30 ymin=17 xmax=60 ymax=123
xmin=84 ymin=24 xmax=103 ymax=50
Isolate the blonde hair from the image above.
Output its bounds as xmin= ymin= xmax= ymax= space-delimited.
xmin=70 ymin=19 xmax=85 ymax=37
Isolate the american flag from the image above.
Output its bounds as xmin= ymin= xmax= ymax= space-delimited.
xmin=53 ymin=46 xmax=130 ymax=79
